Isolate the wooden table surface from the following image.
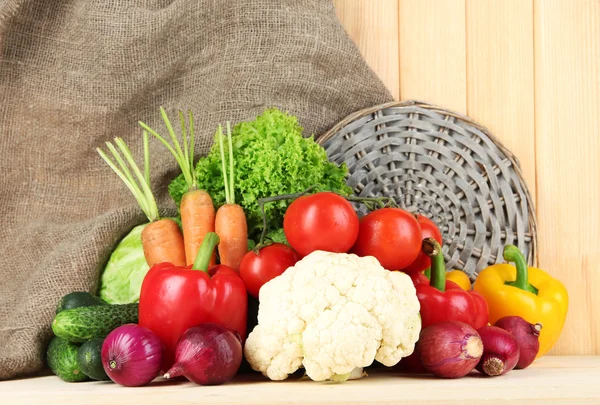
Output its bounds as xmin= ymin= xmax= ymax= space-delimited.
xmin=333 ymin=0 xmax=600 ymax=357
xmin=3 ymin=356 xmax=599 ymax=404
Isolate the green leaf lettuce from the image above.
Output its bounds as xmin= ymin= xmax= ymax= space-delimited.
xmin=168 ymin=108 xmax=351 ymax=239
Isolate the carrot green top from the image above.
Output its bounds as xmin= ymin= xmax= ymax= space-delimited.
xmin=96 ymin=132 xmax=160 ymax=222
xmin=217 ymin=122 xmax=236 ymax=205
xmin=139 ymin=107 xmax=197 ymax=192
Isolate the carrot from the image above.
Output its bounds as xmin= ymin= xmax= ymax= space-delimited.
xmin=139 ymin=108 xmax=216 ymax=266
xmin=141 ymin=218 xmax=186 ymax=267
xmin=215 ymin=122 xmax=248 ymax=271
xmin=97 ymin=132 xmax=186 ymax=267
xmin=180 ymin=189 xmax=215 ymax=266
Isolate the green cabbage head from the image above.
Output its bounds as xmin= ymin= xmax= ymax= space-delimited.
xmin=99 ymin=224 xmax=149 ymax=304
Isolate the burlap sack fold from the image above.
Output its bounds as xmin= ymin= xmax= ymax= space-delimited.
xmin=0 ymin=0 xmax=392 ymax=380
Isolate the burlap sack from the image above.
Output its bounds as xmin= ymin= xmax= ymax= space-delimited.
xmin=0 ymin=0 xmax=391 ymax=380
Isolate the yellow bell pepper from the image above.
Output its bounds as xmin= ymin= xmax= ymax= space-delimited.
xmin=473 ymin=245 xmax=568 ymax=357
xmin=447 ymin=270 xmax=472 ymax=290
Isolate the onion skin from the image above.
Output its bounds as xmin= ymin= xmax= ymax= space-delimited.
xmin=417 ymin=321 xmax=483 ymax=378
xmin=494 ymin=316 xmax=542 ymax=369
xmin=164 ymin=323 xmax=242 ymax=385
xmin=102 ymin=324 xmax=164 ymax=387
xmin=476 ymin=326 xmax=520 ymax=376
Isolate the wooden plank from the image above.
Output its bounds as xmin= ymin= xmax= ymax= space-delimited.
xmin=465 ymin=0 xmax=536 ymax=201
xmin=334 ymin=0 xmax=400 ymax=100
xmin=399 ymin=0 xmax=467 ymax=113
xmin=534 ymin=0 xmax=600 ymax=355
xmin=3 ymin=357 xmax=600 ymax=404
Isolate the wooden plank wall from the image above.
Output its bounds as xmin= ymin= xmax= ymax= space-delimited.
xmin=333 ymin=0 xmax=599 ymax=355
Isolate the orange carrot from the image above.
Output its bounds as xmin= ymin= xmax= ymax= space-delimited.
xmin=215 ymin=122 xmax=248 ymax=270
xmin=141 ymin=218 xmax=186 ymax=267
xmin=97 ymin=133 xmax=186 ymax=267
xmin=140 ymin=108 xmax=216 ymax=266
xmin=181 ymin=189 xmax=216 ymax=266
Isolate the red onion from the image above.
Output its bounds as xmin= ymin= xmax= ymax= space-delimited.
xmin=102 ymin=324 xmax=164 ymax=387
xmin=476 ymin=326 xmax=520 ymax=376
xmin=417 ymin=321 xmax=483 ymax=378
xmin=494 ymin=316 xmax=542 ymax=369
xmin=164 ymin=323 xmax=242 ymax=385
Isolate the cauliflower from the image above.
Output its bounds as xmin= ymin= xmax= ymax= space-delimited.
xmin=243 ymin=250 xmax=421 ymax=382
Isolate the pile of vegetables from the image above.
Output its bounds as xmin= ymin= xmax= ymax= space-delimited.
xmin=47 ymin=291 xmax=138 ymax=382
xmin=46 ymin=106 xmax=569 ymax=387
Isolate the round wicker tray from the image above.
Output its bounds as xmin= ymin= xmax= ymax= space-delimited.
xmin=317 ymin=100 xmax=537 ymax=279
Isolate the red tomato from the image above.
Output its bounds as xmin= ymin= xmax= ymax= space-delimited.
xmin=239 ymin=243 xmax=300 ymax=298
xmin=351 ymin=208 xmax=422 ymax=270
xmin=402 ymin=215 xmax=443 ymax=274
xmin=283 ymin=192 xmax=359 ymax=257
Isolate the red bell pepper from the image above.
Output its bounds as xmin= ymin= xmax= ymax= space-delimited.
xmin=139 ymin=232 xmax=247 ymax=371
xmin=414 ymin=238 xmax=489 ymax=330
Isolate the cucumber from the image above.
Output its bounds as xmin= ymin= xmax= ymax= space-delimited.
xmin=57 ymin=291 xmax=107 ymax=314
xmin=52 ymin=303 xmax=138 ymax=343
xmin=47 ymin=337 xmax=88 ymax=382
xmin=77 ymin=338 xmax=109 ymax=381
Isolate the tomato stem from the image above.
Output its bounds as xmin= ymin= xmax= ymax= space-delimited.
xmin=256 ymin=186 xmax=316 ymax=247
xmin=422 ymin=238 xmax=446 ymax=292
xmin=344 ymin=195 xmax=398 ymax=210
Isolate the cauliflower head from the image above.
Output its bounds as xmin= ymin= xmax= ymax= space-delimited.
xmin=243 ymin=250 xmax=421 ymax=382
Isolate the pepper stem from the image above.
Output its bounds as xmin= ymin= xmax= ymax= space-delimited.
xmin=503 ymin=245 xmax=538 ymax=295
xmin=422 ymin=238 xmax=446 ymax=292
xmin=192 ymin=232 xmax=220 ymax=272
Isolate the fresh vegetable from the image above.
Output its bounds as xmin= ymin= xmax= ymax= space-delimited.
xmin=164 ymin=323 xmax=243 ymax=385
xmin=244 ymin=250 xmax=421 ymax=382
xmin=351 ymin=208 xmax=421 ymax=270
xmin=139 ymin=232 xmax=247 ymax=371
xmin=239 ymin=243 xmax=300 ymax=298
xmin=446 ymin=270 xmax=472 ymax=290
xmin=140 ymin=108 xmax=216 ymax=267
xmin=168 ymin=108 xmax=352 ymax=239
xmin=99 ymin=223 xmax=150 ymax=304
xmin=52 ymin=303 xmax=139 ymax=343
xmin=77 ymin=338 xmax=110 ymax=381
xmin=102 ymin=324 xmax=164 ymax=387
xmin=214 ymin=123 xmax=248 ymax=271
xmin=402 ymin=215 xmax=442 ymax=274
xmin=417 ymin=321 xmax=483 ymax=378
xmin=413 ymin=238 xmax=489 ymax=330
xmin=473 ymin=245 xmax=568 ymax=357
xmin=140 ymin=211 xmax=186 ymax=268
xmin=476 ymin=326 xmax=520 ymax=376
xmin=494 ymin=316 xmax=542 ymax=369
xmin=283 ymin=192 xmax=359 ymax=257
xmin=97 ymin=134 xmax=186 ymax=267
xmin=56 ymin=292 xmax=106 ymax=314
xmin=46 ymin=337 xmax=88 ymax=382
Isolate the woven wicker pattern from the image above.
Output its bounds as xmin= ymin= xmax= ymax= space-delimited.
xmin=318 ymin=100 xmax=537 ymax=279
